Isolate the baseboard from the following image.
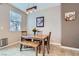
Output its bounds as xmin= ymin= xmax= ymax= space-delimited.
xmin=51 ymin=43 xmax=79 ymax=51
xmin=0 ymin=41 xmax=19 ymax=50
xmin=50 ymin=43 xmax=61 ymax=46
xmin=61 ymin=45 xmax=79 ymax=51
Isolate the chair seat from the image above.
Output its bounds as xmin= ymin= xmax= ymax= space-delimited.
xmin=21 ymin=35 xmax=32 ymax=41
xmin=24 ymin=39 xmax=32 ymax=41
xmin=19 ymin=41 xmax=40 ymax=48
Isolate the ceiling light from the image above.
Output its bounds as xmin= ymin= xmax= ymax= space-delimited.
xmin=26 ymin=6 xmax=37 ymax=14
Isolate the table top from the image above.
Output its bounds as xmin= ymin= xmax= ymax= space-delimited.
xmin=33 ymin=34 xmax=48 ymax=40
xmin=22 ymin=34 xmax=48 ymax=40
xmin=22 ymin=35 xmax=33 ymax=39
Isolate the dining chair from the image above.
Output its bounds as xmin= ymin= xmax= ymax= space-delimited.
xmin=33 ymin=31 xmax=42 ymax=53
xmin=44 ymin=32 xmax=51 ymax=54
xmin=20 ymin=41 xmax=40 ymax=56
xmin=21 ymin=31 xmax=31 ymax=41
xmin=21 ymin=31 xmax=32 ymax=48
xmin=35 ymin=32 xmax=51 ymax=54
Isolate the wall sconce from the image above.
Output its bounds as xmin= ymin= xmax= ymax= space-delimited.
xmin=26 ymin=6 xmax=37 ymax=14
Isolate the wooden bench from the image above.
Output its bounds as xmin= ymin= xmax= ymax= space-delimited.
xmin=19 ymin=41 xmax=40 ymax=56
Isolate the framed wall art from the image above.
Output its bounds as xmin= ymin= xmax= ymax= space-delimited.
xmin=36 ymin=16 xmax=44 ymax=27
xmin=65 ymin=11 xmax=75 ymax=21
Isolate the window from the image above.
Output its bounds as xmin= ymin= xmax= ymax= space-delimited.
xmin=10 ymin=11 xmax=21 ymax=32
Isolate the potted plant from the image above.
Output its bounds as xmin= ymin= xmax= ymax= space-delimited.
xmin=32 ymin=28 xmax=37 ymax=35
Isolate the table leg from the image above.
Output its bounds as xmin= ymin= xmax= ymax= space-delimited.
xmin=42 ymin=39 xmax=45 ymax=56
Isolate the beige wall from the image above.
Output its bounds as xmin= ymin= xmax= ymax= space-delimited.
xmin=61 ymin=3 xmax=79 ymax=48
xmin=27 ymin=6 xmax=61 ymax=44
xmin=0 ymin=3 xmax=27 ymax=44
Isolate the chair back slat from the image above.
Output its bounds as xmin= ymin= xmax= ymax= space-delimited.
xmin=48 ymin=32 xmax=51 ymax=44
xmin=21 ymin=31 xmax=27 ymax=36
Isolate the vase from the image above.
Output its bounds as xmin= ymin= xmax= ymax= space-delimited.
xmin=34 ymin=32 xmax=36 ymax=35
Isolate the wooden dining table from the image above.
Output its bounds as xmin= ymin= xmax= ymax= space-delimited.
xmin=21 ymin=34 xmax=48 ymax=56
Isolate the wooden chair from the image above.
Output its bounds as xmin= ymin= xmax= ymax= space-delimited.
xmin=21 ymin=31 xmax=32 ymax=48
xmin=33 ymin=31 xmax=42 ymax=53
xmin=36 ymin=32 xmax=51 ymax=54
xmin=44 ymin=32 xmax=51 ymax=54
xmin=20 ymin=41 xmax=40 ymax=56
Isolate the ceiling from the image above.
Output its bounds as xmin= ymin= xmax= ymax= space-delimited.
xmin=11 ymin=3 xmax=60 ymax=12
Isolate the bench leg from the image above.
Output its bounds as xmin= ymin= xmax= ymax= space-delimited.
xmin=20 ymin=44 xmax=23 ymax=51
xmin=35 ymin=47 xmax=38 ymax=56
xmin=38 ymin=45 xmax=41 ymax=53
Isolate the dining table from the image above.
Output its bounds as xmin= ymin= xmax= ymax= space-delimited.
xmin=21 ymin=34 xmax=48 ymax=56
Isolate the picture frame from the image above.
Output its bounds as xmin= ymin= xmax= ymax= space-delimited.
xmin=36 ymin=16 xmax=44 ymax=27
xmin=65 ymin=11 xmax=75 ymax=21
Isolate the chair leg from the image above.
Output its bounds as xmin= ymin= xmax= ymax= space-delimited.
xmin=47 ymin=44 xmax=50 ymax=54
xmin=47 ymin=46 xmax=49 ymax=54
xmin=38 ymin=41 xmax=42 ymax=53
xmin=20 ymin=44 xmax=23 ymax=51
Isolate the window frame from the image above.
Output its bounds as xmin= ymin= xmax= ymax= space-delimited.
xmin=9 ymin=10 xmax=21 ymax=32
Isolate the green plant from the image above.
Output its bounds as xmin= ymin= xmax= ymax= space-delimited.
xmin=32 ymin=28 xmax=37 ymax=35
xmin=32 ymin=28 xmax=37 ymax=32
